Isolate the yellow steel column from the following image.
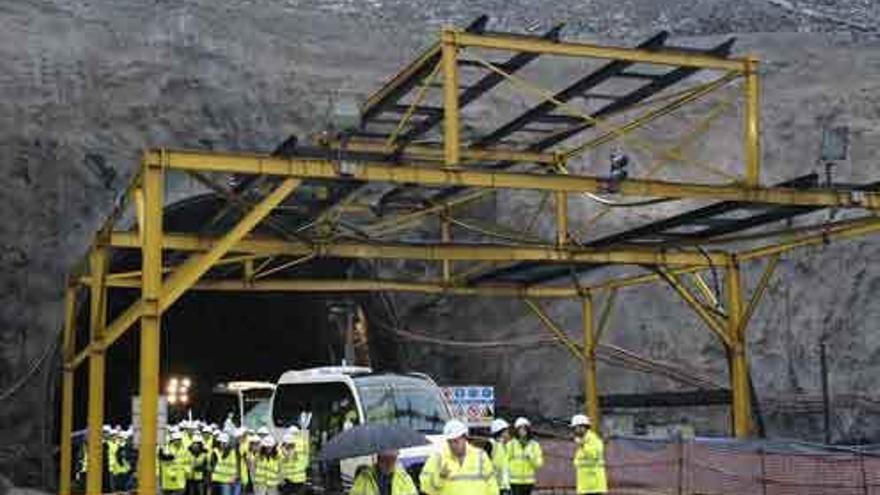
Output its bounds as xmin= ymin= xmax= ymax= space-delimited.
xmin=582 ymin=295 xmax=601 ymax=429
xmin=441 ymin=29 xmax=460 ymax=167
xmin=743 ymin=56 xmax=761 ymax=186
xmin=85 ymin=244 xmax=108 ymax=495
xmin=555 ymin=191 xmax=568 ymax=246
xmin=137 ymin=157 xmax=164 ymax=495
xmin=727 ymin=259 xmax=752 ymax=437
xmin=59 ymin=285 xmax=77 ymax=495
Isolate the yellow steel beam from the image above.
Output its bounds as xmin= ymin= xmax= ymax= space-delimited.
xmin=564 ymin=71 xmax=741 ymax=160
xmin=108 ymin=231 xmax=728 ymax=266
xmin=83 ymin=275 xmax=583 ymax=297
xmin=727 ymin=261 xmax=753 ymax=437
xmin=738 ymin=216 xmax=880 ymax=261
xmin=85 ymin=246 xmax=108 ymax=495
xmin=159 ymin=178 xmax=300 ymax=312
xmin=740 ymin=254 xmax=780 ymax=335
xmin=657 ymin=267 xmax=731 ymax=347
xmin=524 ymin=299 xmax=585 ymax=361
xmin=582 ymin=295 xmax=601 ymax=430
xmin=152 ymin=150 xmax=880 ymax=209
xmin=441 ymin=210 xmax=452 ymax=281
xmin=135 ymin=187 xmax=145 ymax=244
xmin=743 ymin=56 xmax=761 ymax=186
xmin=441 ymin=30 xmax=461 ymax=166
xmin=555 ymin=190 xmax=568 ymax=246
xmin=365 ymin=189 xmax=491 ymax=237
xmin=137 ymin=157 xmax=164 ymax=495
xmin=59 ymin=286 xmax=77 ymax=495
xmin=362 ymin=42 xmax=441 ymax=118
xmin=318 ymin=137 xmax=558 ymax=164
xmin=691 ymin=272 xmax=719 ymax=308
xmin=594 ymin=288 xmax=617 ymax=343
xmin=451 ymin=30 xmax=747 ymax=71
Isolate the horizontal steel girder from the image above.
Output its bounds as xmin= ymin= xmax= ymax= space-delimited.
xmin=146 ymin=150 xmax=880 ymax=210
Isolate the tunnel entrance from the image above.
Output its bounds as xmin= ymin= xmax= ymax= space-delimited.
xmin=71 ymin=192 xmax=402 ymax=428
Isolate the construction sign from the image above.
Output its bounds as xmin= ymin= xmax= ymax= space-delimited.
xmin=442 ymin=386 xmax=495 ymax=427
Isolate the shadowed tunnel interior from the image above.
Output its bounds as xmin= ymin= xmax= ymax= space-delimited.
xmin=70 ymin=192 xmax=402 ymax=428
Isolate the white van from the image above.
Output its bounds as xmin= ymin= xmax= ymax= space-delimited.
xmin=270 ymin=366 xmax=451 ymax=488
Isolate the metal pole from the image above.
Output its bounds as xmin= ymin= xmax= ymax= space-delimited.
xmin=137 ymin=157 xmax=164 ymax=495
xmin=727 ymin=260 xmax=753 ymax=437
xmin=555 ymin=191 xmax=568 ymax=246
xmin=744 ymin=56 xmax=761 ymax=186
xmin=59 ymin=286 xmax=77 ymax=495
xmin=582 ymin=295 xmax=601 ymax=429
xmin=820 ymin=337 xmax=831 ymax=444
xmin=85 ymin=245 xmax=108 ymax=495
xmin=441 ymin=209 xmax=452 ymax=282
xmin=441 ymin=30 xmax=460 ymax=167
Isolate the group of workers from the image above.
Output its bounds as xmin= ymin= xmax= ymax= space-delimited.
xmin=77 ymin=412 xmax=606 ymax=495
xmin=76 ymin=420 xmax=309 ymax=495
xmin=354 ymin=414 xmax=607 ymax=495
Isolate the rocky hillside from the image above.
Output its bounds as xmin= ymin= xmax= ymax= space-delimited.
xmin=1 ymin=0 xmax=879 ymax=486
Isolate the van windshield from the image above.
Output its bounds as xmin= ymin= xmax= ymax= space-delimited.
xmin=354 ymin=376 xmax=449 ymax=434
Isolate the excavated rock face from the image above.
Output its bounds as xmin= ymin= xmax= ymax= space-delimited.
xmin=1 ymin=0 xmax=879 ymax=486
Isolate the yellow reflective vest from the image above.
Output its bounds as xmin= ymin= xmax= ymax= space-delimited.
xmin=350 ymin=465 xmax=418 ymax=495
xmin=254 ymin=453 xmax=281 ymax=488
xmin=212 ymin=447 xmax=248 ymax=484
xmin=107 ymin=439 xmax=131 ymax=475
xmin=508 ymin=439 xmax=543 ymax=485
xmin=420 ymin=443 xmax=499 ymax=495
xmin=573 ymin=431 xmax=607 ymax=494
xmin=280 ymin=443 xmax=307 ymax=484
xmin=159 ymin=443 xmax=189 ymax=491
xmin=489 ymin=439 xmax=510 ymax=490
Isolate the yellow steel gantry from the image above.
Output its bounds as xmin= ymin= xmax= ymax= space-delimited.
xmin=57 ymin=25 xmax=880 ymax=494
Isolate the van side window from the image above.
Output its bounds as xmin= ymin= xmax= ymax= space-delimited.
xmin=272 ymin=382 xmax=358 ymax=450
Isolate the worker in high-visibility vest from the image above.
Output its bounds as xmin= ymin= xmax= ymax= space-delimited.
xmin=351 ymin=448 xmax=418 ymax=495
xmin=159 ymin=431 xmax=190 ymax=495
xmin=253 ymin=436 xmax=281 ymax=495
xmin=186 ymin=434 xmax=211 ymax=495
xmin=420 ymin=419 xmax=498 ymax=495
xmin=571 ymin=414 xmax=607 ymax=495
xmin=212 ymin=433 xmax=250 ymax=495
xmin=487 ymin=419 xmax=512 ymax=495
xmin=108 ymin=428 xmax=133 ymax=492
xmin=279 ymin=430 xmax=307 ymax=495
xmin=507 ymin=417 xmax=543 ymax=495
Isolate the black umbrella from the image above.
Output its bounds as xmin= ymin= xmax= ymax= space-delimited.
xmin=319 ymin=423 xmax=429 ymax=461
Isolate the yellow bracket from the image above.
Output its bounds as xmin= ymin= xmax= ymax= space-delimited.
xmin=523 ymin=299 xmax=584 ymax=361
xmin=658 ymin=267 xmax=731 ymax=347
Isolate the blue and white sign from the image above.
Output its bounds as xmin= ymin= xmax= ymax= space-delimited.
xmin=442 ymin=386 xmax=495 ymax=426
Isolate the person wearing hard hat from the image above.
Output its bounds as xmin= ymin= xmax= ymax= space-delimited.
xmin=279 ymin=431 xmax=308 ymax=495
xmin=108 ymin=427 xmax=133 ymax=492
xmin=571 ymin=414 xmax=607 ymax=494
xmin=212 ymin=433 xmax=249 ymax=495
xmin=186 ymin=434 xmax=210 ymax=495
xmin=508 ymin=417 xmax=543 ymax=495
xmin=159 ymin=430 xmax=190 ymax=494
xmin=350 ymin=448 xmax=418 ymax=495
xmin=420 ymin=419 xmax=498 ymax=495
xmin=487 ymin=419 xmax=512 ymax=495
xmin=253 ymin=436 xmax=281 ymax=495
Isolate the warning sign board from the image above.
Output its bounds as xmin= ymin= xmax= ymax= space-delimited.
xmin=441 ymin=386 xmax=494 ymax=427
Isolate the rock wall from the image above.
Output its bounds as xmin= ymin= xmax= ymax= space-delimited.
xmin=1 ymin=0 xmax=879 ymax=486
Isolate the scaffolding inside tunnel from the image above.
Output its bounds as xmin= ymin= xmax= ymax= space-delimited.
xmin=57 ymin=16 xmax=880 ymax=495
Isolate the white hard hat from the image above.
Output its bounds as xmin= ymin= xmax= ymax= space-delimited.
xmin=257 ymin=426 xmax=270 ymax=436
xmin=170 ymin=431 xmax=183 ymax=441
xmin=571 ymin=414 xmax=591 ymax=427
xmin=286 ymin=425 xmax=300 ymax=434
xmin=234 ymin=427 xmax=247 ymax=438
xmin=102 ymin=425 xmax=113 ymax=433
xmin=260 ymin=436 xmax=276 ymax=447
xmin=218 ymin=433 xmax=230 ymax=444
xmin=192 ymin=434 xmax=204 ymax=443
xmin=490 ymin=418 xmax=510 ymax=435
xmin=282 ymin=433 xmax=295 ymax=444
xmin=514 ymin=417 xmax=531 ymax=429
xmin=201 ymin=424 xmax=212 ymax=432
xmin=443 ymin=420 xmax=468 ymax=439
